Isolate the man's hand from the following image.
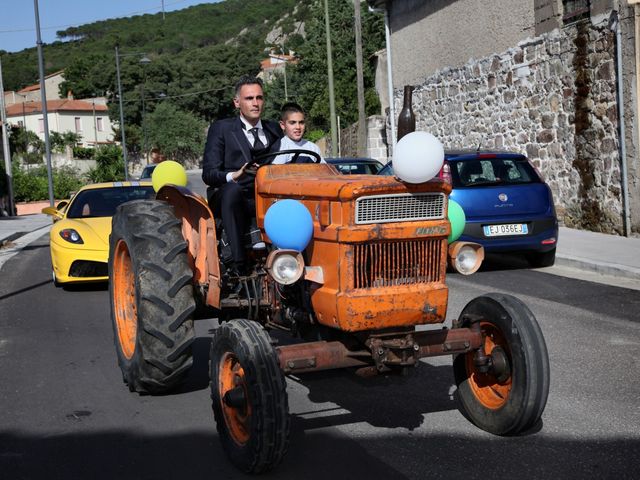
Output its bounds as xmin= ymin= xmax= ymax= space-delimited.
xmin=230 ymin=162 xmax=253 ymax=181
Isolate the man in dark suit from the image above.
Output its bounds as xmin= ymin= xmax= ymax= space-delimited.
xmin=202 ymin=76 xmax=282 ymax=274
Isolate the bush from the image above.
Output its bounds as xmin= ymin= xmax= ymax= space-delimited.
xmin=53 ymin=166 xmax=84 ymax=199
xmin=12 ymin=165 xmax=49 ymax=202
xmin=73 ymin=146 xmax=94 ymax=159
xmin=86 ymin=145 xmax=125 ymax=183
xmin=11 ymin=164 xmax=84 ymax=202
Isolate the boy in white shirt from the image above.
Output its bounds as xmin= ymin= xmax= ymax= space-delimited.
xmin=271 ymin=102 xmax=324 ymax=164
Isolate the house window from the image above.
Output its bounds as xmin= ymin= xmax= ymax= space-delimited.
xmin=38 ymin=118 xmax=44 ymax=133
xmin=75 ymin=117 xmax=82 ymax=132
xmin=96 ymin=117 xmax=104 ymax=132
xmin=17 ymin=120 xmax=24 ymax=127
xmin=563 ymin=0 xmax=589 ymax=24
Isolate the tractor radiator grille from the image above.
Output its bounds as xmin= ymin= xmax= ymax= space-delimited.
xmin=352 ymin=239 xmax=445 ymax=289
xmin=355 ymin=193 xmax=445 ymax=224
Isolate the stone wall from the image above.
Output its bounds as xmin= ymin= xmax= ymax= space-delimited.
xmin=395 ymin=21 xmax=628 ymax=234
xmin=338 ymin=115 xmax=389 ymax=162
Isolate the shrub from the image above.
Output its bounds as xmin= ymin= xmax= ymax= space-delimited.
xmin=53 ymin=166 xmax=84 ymax=199
xmin=86 ymin=145 xmax=125 ymax=183
xmin=12 ymin=165 xmax=49 ymax=202
xmin=11 ymin=164 xmax=84 ymax=202
xmin=73 ymin=146 xmax=94 ymax=159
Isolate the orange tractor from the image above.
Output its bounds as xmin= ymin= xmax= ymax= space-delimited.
xmin=108 ymin=147 xmax=549 ymax=473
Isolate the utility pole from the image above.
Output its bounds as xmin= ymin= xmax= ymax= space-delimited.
xmin=0 ymin=57 xmax=15 ymax=216
xmin=324 ymin=0 xmax=338 ymax=157
xmin=34 ymin=0 xmax=54 ymax=207
xmin=353 ymin=0 xmax=366 ymax=157
xmin=162 ymin=0 xmax=166 ymax=21
xmin=115 ymin=46 xmax=129 ymax=181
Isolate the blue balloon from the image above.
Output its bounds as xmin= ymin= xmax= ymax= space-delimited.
xmin=264 ymin=199 xmax=314 ymax=251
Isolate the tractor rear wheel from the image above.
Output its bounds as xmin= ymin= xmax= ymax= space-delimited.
xmin=210 ymin=319 xmax=290 ymax=473
xmin=453 ymin=293 xmax=550 ymax=435
xmin=109 ymin=200 xmax=195 ymax=394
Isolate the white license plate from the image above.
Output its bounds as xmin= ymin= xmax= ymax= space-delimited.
xmin=483 ymin=223 xmax=528 ymax=236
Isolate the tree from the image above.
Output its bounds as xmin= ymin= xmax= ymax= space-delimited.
xmin=8 ymin=126 xmax=44 ymax=165
xmin=86 ymin=145 xmax=125 ymax=183
xmin=50 ymin=131 xmax=82 ymax=153
xmin=143 ymin=102 xmax=206 ymax=162
xmin=288 ymin=0 xmax=384 ymax=134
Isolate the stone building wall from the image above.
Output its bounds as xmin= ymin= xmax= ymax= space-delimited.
xmin=338 ymin=115 xmax=389 ymax=162
xmin=394 ymin=21 xmax=627 ymax=234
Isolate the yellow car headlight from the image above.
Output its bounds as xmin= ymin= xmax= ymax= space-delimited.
xmin=59 ymin=228 xmax=84 ymax=244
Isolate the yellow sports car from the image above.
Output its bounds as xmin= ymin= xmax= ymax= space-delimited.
xmin=43 ymin=181 xmax=155 ymax=285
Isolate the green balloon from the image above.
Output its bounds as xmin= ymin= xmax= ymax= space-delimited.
xmin=447 ymin=199 xmax=466 ymax=243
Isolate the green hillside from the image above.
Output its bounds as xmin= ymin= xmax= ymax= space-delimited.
xmin=0 ymin=0 xmax=384 ymax=156
xmin=1 ymin=0 xmax=307 ymax=94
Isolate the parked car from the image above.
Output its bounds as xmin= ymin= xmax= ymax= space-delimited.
xmin=139 ymin=164 xmax=157 ymax=180
xmin=327 ymin=157 xmax=385 ymax=175
xmin=42 ymin=182 xmax=155 ymax=285
xmin=379 ymin=150 xmax=558 ymax=267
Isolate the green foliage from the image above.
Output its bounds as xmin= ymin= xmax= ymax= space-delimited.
xmin=2 ymin=0 xmax=385 ymax=155
xmin=12 ymin=165 xmax=49 ymax=202
xmin=289 ymin=0 xmax=384 ymax=132
xmin=50 ymin=131 xmax=82 ymax=153
xmin=86 ymin=145 xmax=125 ymax=183
xmin=11 ymin=164 xmax=84 ymax=202
xmin=1 ymin=0 xmax=309 ymax=155
xmin=53 ymin=166 xmax=84 ymax=199
xmin=8 ymin=126 xmax=45 ymax=165
xmin=144 ymin=102 xmax=206 ymax=162
xmin=306 ymin=129 xmax=327 ymax=143
xmin=72 ymin=146 xmax=94 ymax=159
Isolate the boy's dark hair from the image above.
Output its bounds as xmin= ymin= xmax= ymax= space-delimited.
xmin=234 ymin=75 xmax=263 ymax=96
xmin=280 ymin=102 xmax=305 ymax=120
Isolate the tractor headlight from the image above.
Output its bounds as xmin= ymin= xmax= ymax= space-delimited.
xmin=266 ymin=250 xmax=305 ymax=285
xmin=448 ymin=241 xmax=484 ymax=275
xmin=59 ymin=228 xmax=84 ymax=244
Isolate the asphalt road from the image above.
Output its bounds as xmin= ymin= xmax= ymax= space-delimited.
xmin=1 ymin=226 xmax=639 ymax=479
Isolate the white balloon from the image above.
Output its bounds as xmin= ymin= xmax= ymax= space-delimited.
xmin=393 ymin=131 xmax=445 ymax=184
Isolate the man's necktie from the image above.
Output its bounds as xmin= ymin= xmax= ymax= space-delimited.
xmin=249 ymin=128 xmax=265 ymax=150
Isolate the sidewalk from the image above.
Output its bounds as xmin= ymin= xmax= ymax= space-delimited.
xmin=1 ymin=213 xmax=640 ymax=283
xmin=0 ymin=213 xmax=51 ymax=245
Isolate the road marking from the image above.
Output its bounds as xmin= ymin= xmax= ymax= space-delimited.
xmin=0 ymin=225 xmax=51 ymax=271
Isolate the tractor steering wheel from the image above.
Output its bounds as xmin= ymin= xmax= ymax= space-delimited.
xmin=253 ymin=149 xmax=322 ymax=166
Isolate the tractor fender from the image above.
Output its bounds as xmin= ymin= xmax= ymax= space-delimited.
xmin=156 ymin=184 xmax=221 ymax=308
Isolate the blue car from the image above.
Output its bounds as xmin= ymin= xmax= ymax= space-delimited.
xmin=379 ymin=150 xmax=558 ymax=267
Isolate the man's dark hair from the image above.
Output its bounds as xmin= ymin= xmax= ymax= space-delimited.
xmin=280 ymin=102 xmax=305 ymax=120
xmin=234 ymin=75 xmax=263 ymax=96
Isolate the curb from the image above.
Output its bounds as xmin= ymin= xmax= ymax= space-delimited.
xmin=555 ymin=254 xmax=640 ymax=281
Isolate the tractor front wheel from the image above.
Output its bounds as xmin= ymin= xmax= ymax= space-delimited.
xmin=453 ymin=293 xmax=550 ymax=435
xmin=109 ymin=200 xmax=196 ymax=394
xmin=210 ymin=319 xmax=290 ymax=473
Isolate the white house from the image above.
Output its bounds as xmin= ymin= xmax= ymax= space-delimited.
xmin=5 ymin=96 xmax=115 ymax=147
xmin=3 ymin=70 xmax=115 ymax=147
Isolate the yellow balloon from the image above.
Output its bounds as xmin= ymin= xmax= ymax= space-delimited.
xmin=151 ymin=160 xmax=188 ymax=192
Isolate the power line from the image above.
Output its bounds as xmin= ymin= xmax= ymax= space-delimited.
xmin=120 ymin=85 xmax=230 ymax=104
xmin=0 ymin=1 xmax=194 ymax=35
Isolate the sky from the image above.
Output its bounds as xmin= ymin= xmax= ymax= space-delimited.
xmin=0 ymin=0 xmax=220 ymax=53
